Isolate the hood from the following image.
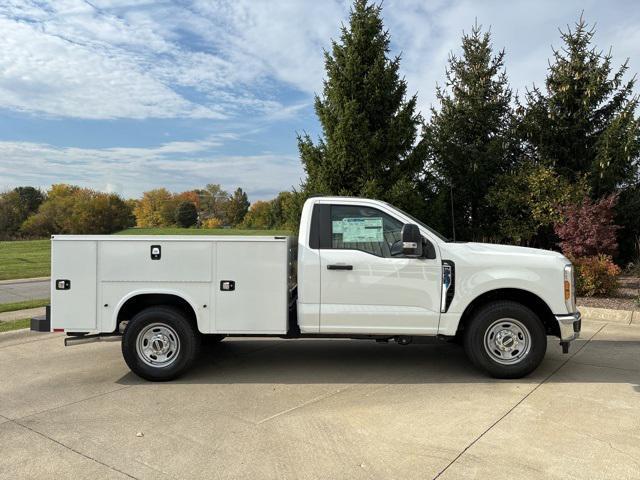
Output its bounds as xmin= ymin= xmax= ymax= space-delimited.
xmin=445 ymin=242 xmax=567 ymax=260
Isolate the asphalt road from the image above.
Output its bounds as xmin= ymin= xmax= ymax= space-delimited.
xmin=0 ymin=279 xmax=49 ymax=303
xmin=0 ymin=319 xmax=639 ymax=480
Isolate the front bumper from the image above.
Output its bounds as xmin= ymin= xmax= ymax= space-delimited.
xmin=555 ymin=311 xmax=581 ymax=341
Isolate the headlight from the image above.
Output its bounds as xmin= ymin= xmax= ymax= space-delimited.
xmin=564 ymin=264 xmax=576 ymax=312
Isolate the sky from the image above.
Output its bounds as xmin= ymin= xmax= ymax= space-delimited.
xmin=0 ymin=0 xmax=639 ymax=201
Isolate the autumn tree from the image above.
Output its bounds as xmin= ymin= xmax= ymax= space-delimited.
xmin=133 ymin=188 xmax=178 ymax=227
xmin=241 ymin=200 xmax=273 ymax=229
xmin=555 ymin=194 xmax=620 ymax=258
xmin=0 ymin=186 xmax=45 ymax=238
xmin=197 ymin=184 xmax=229 ymax=222
xmin=21 ymin=184 xmax=133 ymax=236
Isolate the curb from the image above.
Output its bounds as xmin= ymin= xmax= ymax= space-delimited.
xmin=0 ymin=328 xmax=61 ymax=347
xmin=578 ymin=305 xmax=638 ymax=325
xmin=0 ymin=277 xmax=50 ymax=285
xmin=0 ymin=307 xmax=46 ymax=323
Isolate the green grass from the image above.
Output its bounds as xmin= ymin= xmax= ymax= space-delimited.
xmin=0 ymin=298 xmax=49 ymax=313
xmin=0 ymin=318 xmax=31 ymax=333
xmin=115 ymin=228 xmax=291 ymax=236
xmin=0 ymin=239 xmax=51 ymax=281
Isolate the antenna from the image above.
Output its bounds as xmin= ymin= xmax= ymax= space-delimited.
xmin=450 ymin=183 xmax=456 ymax=242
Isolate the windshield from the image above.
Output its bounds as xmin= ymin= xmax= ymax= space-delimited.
xmin=383 ymin=202 xmax=450 ymax=242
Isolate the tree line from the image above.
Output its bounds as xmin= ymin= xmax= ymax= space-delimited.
xmin=298 ymin=1 xmax=639 ymax=271
xmin=0 ymin=183 xmax=301 ymax=238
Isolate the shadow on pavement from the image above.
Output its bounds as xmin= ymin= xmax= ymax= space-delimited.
xmin=115 ymin=338 xmax=640 ymax=388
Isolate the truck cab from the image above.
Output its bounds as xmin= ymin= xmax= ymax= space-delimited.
xmin=33 ymin=196 xmax=581 ymax=381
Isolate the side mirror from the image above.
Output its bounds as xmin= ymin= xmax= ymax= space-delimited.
xmin=401 ymin=224 xmax=423 ymax=257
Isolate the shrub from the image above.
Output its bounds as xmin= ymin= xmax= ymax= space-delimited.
xmin=488 ymin=164 xmax=588 ymax=243
xmin=555 ymin=194 xmax=620 ymax=257
xmin=201 ymin=217 xmax=223 ymax=229
xmin=572 ymin=255 xmax=621 ymax=297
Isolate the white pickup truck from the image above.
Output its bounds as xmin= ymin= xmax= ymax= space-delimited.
xmin=32 ymin=196 xmax=581 ymax=381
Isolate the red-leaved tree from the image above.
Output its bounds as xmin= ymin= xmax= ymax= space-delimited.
xmin=555 ymin=194 xmax=620 ymax=258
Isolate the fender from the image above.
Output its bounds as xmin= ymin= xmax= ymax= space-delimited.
xmin=448 ymin=263 xmax=564 ymax=314
xmin=108 ymin=288 xmax=204 ymax=333
xmin=438 ymin=268 xmax=559 ymax=336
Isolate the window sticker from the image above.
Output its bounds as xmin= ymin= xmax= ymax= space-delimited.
xmin=335 ymin=217 xmax=384 ymax=242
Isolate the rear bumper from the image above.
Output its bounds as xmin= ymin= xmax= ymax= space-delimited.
xmin=555 ymin=311 xmax=581 ymax=341
xmin=30 ymin=305 xmax=51 ymax=332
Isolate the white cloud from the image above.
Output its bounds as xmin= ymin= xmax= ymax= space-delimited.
xmin=0 ymin=0 xmax=638 ymax=121
xmin=0 ymin=17 xmax=221 ymax=120
xmin=0 ymin=0 xmax=336 ymax=120
xmin=0 ymin=138 xmax=304 ymax=201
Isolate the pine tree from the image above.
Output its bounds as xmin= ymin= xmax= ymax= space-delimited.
xmin=175 ymin=201 xmax=198 ymax=228
xmin=524 ymin=17 xmax=640 ymax=196
xmin=298 ymin=0 xmax=424 ymax=212
xmin=225 ymin=188 xmax=250 ymax=226
xmin=423 ymin=24 xmax=516 ymax=241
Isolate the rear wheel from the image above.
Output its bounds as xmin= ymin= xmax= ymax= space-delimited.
xmin=122 ymin=306 xmax=200 ymax=381
xmin=463 ymin=301 xmax=546 ymax=379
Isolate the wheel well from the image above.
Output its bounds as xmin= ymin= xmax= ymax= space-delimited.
xmin=116 ymin=294 xmax=198 ymax=332
xmin=456 ymin=289 xmax=559 ymax=337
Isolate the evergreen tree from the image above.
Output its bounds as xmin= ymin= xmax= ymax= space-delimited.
xmin=298 ymin=0 xmax=424 ymax=213
xmin=225 ymin=188 xmax=250 ymax=226
xmin=175 ymin=201 xmax=198 ymax=228
xmin=524 ymin=17 xmax=639 ymax=196
xmin=423 ymin=24 xmax=517 ymax=241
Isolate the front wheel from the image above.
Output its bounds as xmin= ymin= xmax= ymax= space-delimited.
xmin=463 ymin=301 xmax=547 ymax=379
xmin=122 ymin=306 xmax=200 ymax=381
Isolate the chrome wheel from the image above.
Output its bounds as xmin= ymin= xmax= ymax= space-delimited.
xmin=483 ymin=318 xmax=531 ymax=365
xmin=136 ymin=323 xmax=181 ymax=368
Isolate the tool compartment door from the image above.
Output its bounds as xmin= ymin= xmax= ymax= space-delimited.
xmin=214 ymin=241 xmax=288 ymax=333
xmin=51 ymin=240 xmax=97 ymax=331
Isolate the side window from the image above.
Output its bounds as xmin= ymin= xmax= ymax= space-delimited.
xmin=330 ymin=205 xmax=404 ymax=257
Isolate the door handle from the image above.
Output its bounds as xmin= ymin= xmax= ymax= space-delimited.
xmin=327 ymin=264 xmax=353 ymax=270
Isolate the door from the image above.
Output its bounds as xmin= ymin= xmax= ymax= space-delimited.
xmin=214 ymin=241 xmax=288 ymax=334
xmin=319 ymin=203 xmax=441 ymax=335
xmin=51 ymin=240 xmax=97 ymax=331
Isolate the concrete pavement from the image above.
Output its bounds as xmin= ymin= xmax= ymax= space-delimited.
xmin=0 ymin=278 xmax=49 ymax=304
xmin=0 ymin=320 xmax=638 ymax=480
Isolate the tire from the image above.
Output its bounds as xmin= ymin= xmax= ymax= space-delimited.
xmin=463 ymin=301 xmax=546 ymax=379
xmin=122 ymin=306 xmax=201 ymax=381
